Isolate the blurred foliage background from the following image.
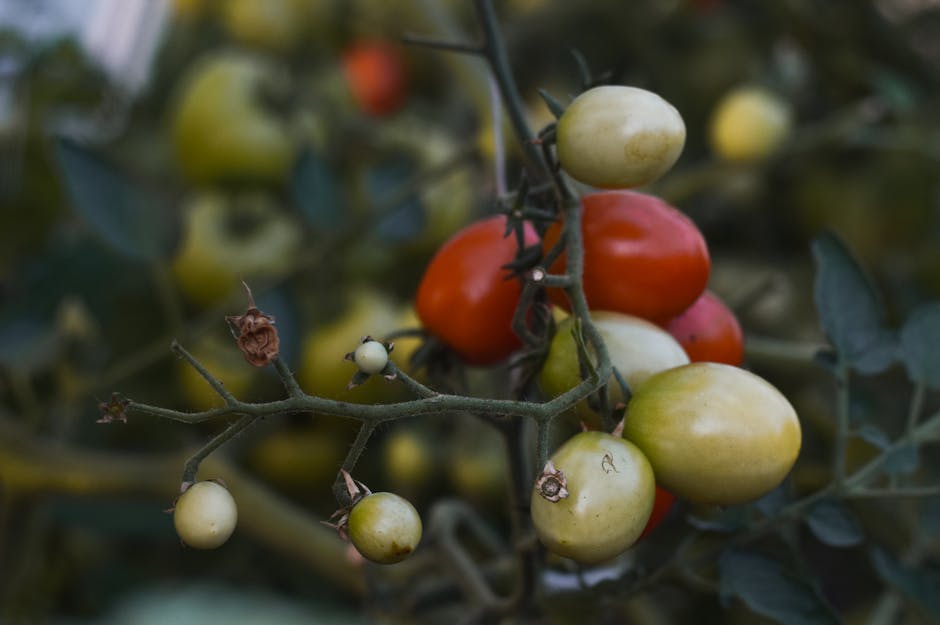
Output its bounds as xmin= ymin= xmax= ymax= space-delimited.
xmin=1 ymin=0 xmax=939 ymax=623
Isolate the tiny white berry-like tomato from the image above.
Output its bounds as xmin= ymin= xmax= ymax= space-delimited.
xmin=353 ymin=339 xmax=389 ymax=375
xmin=347 ymin=492 xmax=422 ymax=564
xmin=173 ymin=480 xmax=238 ymax=549
xmin=530 ymin=431 xmax=656 ymax=565
xmin=623 ymin=362 xmax=802 ymax=506
xmin=556 ymin=85 xmax=686 ymax=189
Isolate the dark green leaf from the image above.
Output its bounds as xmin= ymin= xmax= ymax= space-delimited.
xmin=755 ymin=484 xmax=789 ymax=517
xmin=871 ymin=548 xmax=940 ymax=618
xmin=0 ymin=319 xmax=59 ymax=371
xmin=811 ymin=232 xmax=896 ymax=374
xmin=856 ymin=424 xmax=890 ymax=449
xmin=367 ymin=161 xmax=424 ymax=242
xmin=290 ymin=148 xmax=344 ymax=232
xmin=806 ymin=499 xmax=864 ymax=547
xmin=720 ymin=549 xmax=839 ymax=625
xmin=686 ymin=505 xmax=749 ymax=533
xmin=569 ymin=48 xmax=592 ymax=89
xmin=921 ymin=498 xmax=940 ymax=534
xmin=537 ymin=88 xmax=566 ymax=120
xmin=54 ymin=138 xmax=177 ymax=262
xmin=899 ymin=302 xmax=940 ymax=389
xmin=882 ymin=442 xmax=919 ymax=475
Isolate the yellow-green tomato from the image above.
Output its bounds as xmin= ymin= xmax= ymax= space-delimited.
xmin=173 ymin=481 xmax=238 ymax=549
xmin=348 ymin=492 xmax=422 ymax=564
xmin=556 ymin=85 xmax=686 ymax=189
xmin=170 ymin=51 xmax=295 ymax=184
xmin=531 ymin=432 xmax=655 ymax=564
xmin=539 ymin=311 xmax=690 ymax=428
xmin=708 ymin=86 xmax=793 ymax=162
xmin=623 ymin=362 xmax=801 ymax=505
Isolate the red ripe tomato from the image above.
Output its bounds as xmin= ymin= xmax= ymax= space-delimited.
xmin=542 ymin=191 xmax=710 ymax=322
xmin=661 ymin=290 xmax=744 ymax=365
xmin=342 ymin=40 xmax=407 ymax=117
xmin=639 ymin=486 xmax=675 ymax=539
xmin=416 ymin=216 xmax=539 ymax=365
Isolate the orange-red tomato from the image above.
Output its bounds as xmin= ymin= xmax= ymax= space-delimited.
xmin=542 ymin=191 xmax=710 ymax=322
xmin=342 ymin=40 xmax=407 ymax=117
xmin=639 ymin=486 xmax=675 ymax=539
xmin=416 ymin=215 xmax=539 ymax=365
xmin=661 ymin=290 xmax=744 ymax=365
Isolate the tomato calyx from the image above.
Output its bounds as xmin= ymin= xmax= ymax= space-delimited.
xmin=534 ymin=460 xmax=569 ymax=503
xmin=324 ymin=469 xmax=372 ymax=541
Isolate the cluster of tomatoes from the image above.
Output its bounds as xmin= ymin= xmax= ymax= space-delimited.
xmin=172 ymin=84 xmax=801 ymax=567
xmin=414 ymin=85 xmax=802 ymax=564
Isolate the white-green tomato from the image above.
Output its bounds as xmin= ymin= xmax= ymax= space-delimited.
xmin=173 ymin=481 xmax=238 ymax=549
xmin=556 ymin=85 xmax=686 ymax=189
xmin=530 ymin=431 xmax=655 ymax=564
xmin=348 ymin=492 xmax=422 ymax=564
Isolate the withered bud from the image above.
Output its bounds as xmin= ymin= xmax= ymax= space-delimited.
xmin=535 ymin=460 xmax=569 ymax=503
xmin=96 ymin=392 xmax=130 ymax=424
xmin=226 ymin=283 xmax=279 ymax=367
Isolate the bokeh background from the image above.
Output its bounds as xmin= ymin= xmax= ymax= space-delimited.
xmin=1 ymin=0 xmax=939 ymax=623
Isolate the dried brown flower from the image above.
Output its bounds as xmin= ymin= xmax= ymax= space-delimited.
xmin=535 ymin=460 xmax=569 ymax=503
xmin=226 ymin=283 xmax=279 ymax=367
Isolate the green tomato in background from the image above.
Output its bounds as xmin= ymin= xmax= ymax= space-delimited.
xmin=169 ymin=51 xmax=295 ymax=185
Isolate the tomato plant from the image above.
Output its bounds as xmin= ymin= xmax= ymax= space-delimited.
xmin=416 ymin=215 xmax=539 ymax=365
xmin=622 ymin=362 xmax=801 ymax=505
xmin=539 ymin=310 xmax=689 ymax=428
xmin=661 ymin=290 xmax=744 ymax=365
xmin=543 ymin=190 xmax=710 ymax=322
xmin=347 ymin=492 xmax=422 ymax=564
xmin=530 ymin=431 xmax=655 ymax=564
xmin=556 ymin=85 xmax=686 ymax=189
xmin=342 ymin=40 xmax=408 ymax=117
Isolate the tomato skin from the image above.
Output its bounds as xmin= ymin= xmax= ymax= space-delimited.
xmin=661 ymin=290 xmax=744 ymax=365
xmin=639 ymin=487 xmax=675 ymax=539
xmin=416 ymin=216 xmax=539 ymax=365
xmin=342 ymin=40 xmax=407 ymax=117
xmin=543 ymin=191 xmax=710 ymax=322
xmin=623 ymin=362 xmax=801 ymax=506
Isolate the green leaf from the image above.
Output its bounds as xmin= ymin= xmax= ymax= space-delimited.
xmin=899 ymin=302 xmax=940 ymax=389
xmin=0 ymin=319 xmax=59 ymax=371
xmin=720 ymin=549 xmax=839 ymax=625
xmin=811 ymin=232 xmax=896 ymax=374
xmin=54 ymin=138 xmax=177 ymax=262
xmin=367 ymin=160 xmax=424 ymax=242
xmin=871 ymin=548 xmax=940 ymax=619
xmin=686 ymin=505 xmax=749 ymax=533
xmin=537 ymin=88 xmax=566 ymax=120
xmin=856 ymin=424 xmax=890 ymax=449
xmin=806 ymin=499 xmax=864 ymax=547
xmin=290 ymin=148 xmax=345 ymax=232
xmin=882 ymin=442 xmax=919 ymax=475
xmin=569 ymin=48 xmax=593 ymax=89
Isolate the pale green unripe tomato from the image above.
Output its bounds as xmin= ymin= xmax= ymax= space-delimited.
xmin=557 ymin=85 xmax=686 ymax=189
xmin=539 ymin=311 xmax=690 ymax=429
xmin=354 ymin=340 xmax=389 ymax=374
xmin=348 ymin=492 xmax=422 ymax=564
xmin=530 ymin=431 xmax=655 ymax=564
xmin=708 ymin=86 xmax=793 ymax=162
xmin=623 ymin=362 xmax=802 ymax=505
xmin=173 ymin=481 xmax=238 ymax=549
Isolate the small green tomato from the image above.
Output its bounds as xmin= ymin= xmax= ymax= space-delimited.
xmin=173 ymin=481 xmax=238 ymax=549
xmin=556 ymin=85 xmax=686 ymax=189
xmin=530 ymin=431 xmax=655 ymax=564
xmin=348 ymin=492 xmax=422 ymax=564
xmin=354 ymin=340 xmax=389 ymax=375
